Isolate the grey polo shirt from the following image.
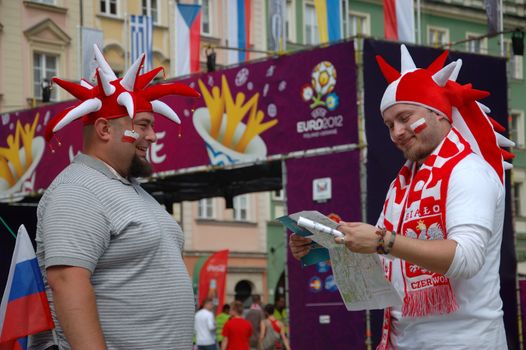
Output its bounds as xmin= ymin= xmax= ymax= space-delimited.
xmin=31 ymin=154 xmax=194 ymax=350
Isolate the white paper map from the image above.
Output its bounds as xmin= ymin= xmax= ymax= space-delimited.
xmin=289 ymin=210 xmax=402 ymax=311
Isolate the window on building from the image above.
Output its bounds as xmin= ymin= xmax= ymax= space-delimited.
xmin=200 ymin=0 xmax=212 ymax=36
xmin=198 ymin=198 xmax=215 ymax=219
xmin=304 ymin=3 xmax=319 ymax=45
xmin=272 ymin=189 xmax=284 ymax=201
xmin=33 ymin=53 xmax=58 ymax=101
xmin=504 ymin=40 xmax=524 ymax=80
xmin=427 ymin=26 xmax=449 ymax=48
xmin=514 ymin=181 xmax=525 ymax=217
xmin=142 ymin=0 xmax=158 ymax=24
xmin=100 ymin=0 xmax=118 ymax=16
xmin=34 ymin=0 xmax=55 ymax=4
xmin=510 ymin=110 xmax=525 ymax=148
xmin=286 ymin=0 xmax=295 ymax=43
xmin=233 ymin=194 xmax=249 ymax=221
xmin=347 ymin=11 xmax=369 ymax=37
xmin=465 ymin=33 xmax=487 ymax=54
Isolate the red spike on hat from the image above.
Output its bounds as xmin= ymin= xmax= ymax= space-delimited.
xmin=427 ymin=51 xmax=449 ymax=74
xmin=501 ymin=149 xmax=515 ymax=160
xmin=141 ymin=83 xmax=201 ymax=101
xmin=52 ymin=78 xmax=94 ymax=101
xmin=489 ymin=117 xmax=506 ymax=133
xmin=375 ymin=55 xmax=401 ymax=83
xmin=136 ymin=67 xmax=164 ymax=90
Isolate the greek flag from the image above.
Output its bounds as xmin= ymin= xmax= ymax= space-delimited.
xmin=130 ymin=15 xmax=153 ymax=71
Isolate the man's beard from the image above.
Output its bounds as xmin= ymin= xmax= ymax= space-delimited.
xmin=129 ymin=154 xmax=153 ymax=178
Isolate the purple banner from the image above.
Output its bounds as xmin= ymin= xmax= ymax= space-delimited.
xmin=286 ymin=151 xmax=363 ymax=349
xmin=0 ymin=42 xmax=357 ymax=200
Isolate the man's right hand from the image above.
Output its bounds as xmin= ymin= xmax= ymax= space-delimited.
xmin=289 ymin=234 xmax=312 ymax=260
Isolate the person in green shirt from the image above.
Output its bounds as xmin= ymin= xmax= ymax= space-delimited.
xmin=216 ymin=303 xmax=231 ymax=346
xmin=273 ymin=296 xmax=288 ymax=335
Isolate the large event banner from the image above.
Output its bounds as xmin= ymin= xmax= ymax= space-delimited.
xmin=0 ymin=42 xmax=357 ymax=200
xmin=362 ymin=39 xmax=518 ymax=349
xmin=286 ymin=151 xmax=363 ymax=350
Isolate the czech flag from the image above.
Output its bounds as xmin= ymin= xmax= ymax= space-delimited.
xmin=175 ymin=3 xmax=202 ymax=76
xmin=227 ymin=0 xmax=251 ymax=64
xmin=314 ymin=0 xmax=342 ymax=44
xmin=384 ymin=0 xmax=415 ymax=43
xmin=0 ymin=225 xmax=54 ymax=350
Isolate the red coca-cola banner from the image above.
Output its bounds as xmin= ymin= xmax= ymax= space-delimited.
xmin=198 ymin=249 xmax=229 ymax=315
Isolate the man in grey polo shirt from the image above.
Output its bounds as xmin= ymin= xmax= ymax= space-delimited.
xmin=30 ymin=45 xmax=200 ymax=350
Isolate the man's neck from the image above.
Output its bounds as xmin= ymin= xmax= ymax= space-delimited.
xmin=85 ymin=150 xmax=129 ymax=179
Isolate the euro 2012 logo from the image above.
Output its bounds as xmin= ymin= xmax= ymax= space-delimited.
xmin=301 ymin=61 xmax=339 ymax=111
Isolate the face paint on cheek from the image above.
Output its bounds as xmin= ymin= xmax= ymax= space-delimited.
xmin=410 ymin=118 xmax=427 ymax=134
xmin=121 ymin=129 xmax=139 ymax=143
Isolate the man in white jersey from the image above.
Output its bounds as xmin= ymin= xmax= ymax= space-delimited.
xmin=29 ymin=45 xmax=200 ymax=350
xmin=290 ymin=45 xmax=513 ymax=349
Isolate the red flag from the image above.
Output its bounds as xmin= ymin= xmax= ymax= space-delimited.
xmin=198 ymin=250 xmax=229 ymax=315
xmin=384 ymin=0 xmax=415 ymax=43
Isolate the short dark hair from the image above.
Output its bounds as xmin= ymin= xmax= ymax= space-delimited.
xmin=222 ymin=304 xmax=231 ymax=313
xmin=264 ymin=303 xmax=275 ymax=316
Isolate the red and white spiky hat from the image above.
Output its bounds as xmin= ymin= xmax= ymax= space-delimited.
xmin=45 ymin=44 xmax=200 ymax=142
xmin=376 ymin=44 xmax=514 ymax=183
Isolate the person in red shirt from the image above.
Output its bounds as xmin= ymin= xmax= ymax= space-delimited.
xmin=221 ymin=301 xmax=252 ymax=350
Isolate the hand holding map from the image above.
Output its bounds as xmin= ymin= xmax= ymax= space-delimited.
xmin=277 ymin=210 xmax=402 ymax=311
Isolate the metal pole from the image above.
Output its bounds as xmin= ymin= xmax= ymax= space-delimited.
xmin=416 ymin=0 xmax=422 ymax=45
xmin=124 ymin=12 xmax=129 ymax=71
xmin=79 ymin=0 xmax=84 ymax=80
xmin=281 ymin=158 xmax=291 ymax=345
xmin=499 ymin=0 xmax=504 ymax=56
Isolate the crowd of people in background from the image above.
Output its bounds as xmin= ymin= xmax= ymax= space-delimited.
xmin=194 ymin=295 xmax=291 ymax=350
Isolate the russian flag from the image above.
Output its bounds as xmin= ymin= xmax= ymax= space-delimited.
xmin=384 ymin=0 xmax=415 ymax=43
xmin=227 ymin=0 xmax=251 ymax=64
xmin=0 ymin=226 xmax=54 ymax=350
xmin=175 ymin=3 xmax=202 ymax=76
xmin=314 ymin=0 xmax=342 ymax=44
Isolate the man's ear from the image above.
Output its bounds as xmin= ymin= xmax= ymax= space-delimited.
xmin=93 ymin=118 xmax=112 ymax=141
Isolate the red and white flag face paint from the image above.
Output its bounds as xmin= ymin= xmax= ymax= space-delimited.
xmin=410 ymin=118 xmax=427 ymax=134
xmin=122 ymin=129 xmax=139 ymax=143
xmin=384 ymin=0 xmax=415 ymax=43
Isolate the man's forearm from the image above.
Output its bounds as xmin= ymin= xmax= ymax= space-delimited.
xmin=221 ymin=337 xmax=228 ymax=350
xmin=48 ymin=267 xmax=107 ymax=350
xmin=338 ymin=222 xmax=457 ymax=275
xmin=387 ymin=231 xmax=457 ymax=274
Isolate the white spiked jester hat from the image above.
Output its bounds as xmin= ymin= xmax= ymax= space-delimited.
xmin=45 ymin=45 xmax=200 ymax=142
xmin=376 ymin=44 xmax=514 ymax=183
